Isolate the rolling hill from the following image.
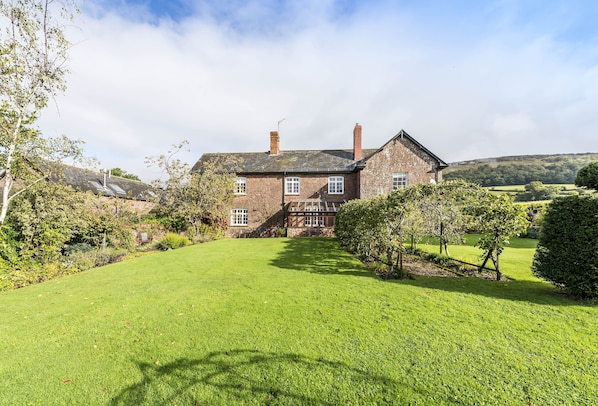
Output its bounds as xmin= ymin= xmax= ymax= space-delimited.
xmin=443 ymin=153 xmax=598 ymax=186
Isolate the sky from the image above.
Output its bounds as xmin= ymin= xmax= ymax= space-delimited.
xmin=36 ymin=0 xmax=598 ymax=182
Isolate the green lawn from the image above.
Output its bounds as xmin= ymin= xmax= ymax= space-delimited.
xmin=418 ymin=234 xmax=541 ymax=281
xmin=1 ymin=238 xmax=597 ymax=405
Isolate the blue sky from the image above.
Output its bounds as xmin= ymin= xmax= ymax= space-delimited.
xmin=38 ymin=0 xmax=598 ymax=181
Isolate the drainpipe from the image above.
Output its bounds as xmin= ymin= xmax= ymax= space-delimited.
xmin=282 ymin=172 xmax=286 ymax=227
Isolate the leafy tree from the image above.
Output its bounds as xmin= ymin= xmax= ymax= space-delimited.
xmin=408 ymin=181 xmax=481 ymax=256
xmin=575 ymin=162 xmax=598 ymax=191
xmin=515 ymin=181 xmax=560 ymax=202
xmin=146 ymin=141 xmax=238 ymax=239
xmin=336 ymin=193 xmax=410 ymax=278
xmin=5 ymin=181 xmax=88 ymax=264
xmin=335 ymin=198 xmax=379 ymax=260
xmin=109 ymin=167 xmax=141 ymax=181
xmin=379 ymin=192 xmax=411 ymax=278
xmin=532 ymin=196 xmax=598 ymax=297
xmin=472 ymin=193 xmax=528 ymax=280
xmin=0 ymin=0 xmax=81 ymax=224
xmin=75 ymin=196 xmax=137 ymax=251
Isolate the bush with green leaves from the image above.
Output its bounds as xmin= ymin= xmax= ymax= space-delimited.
xmin=515 ymin=181 xmax=560 ymax=202
xmin=532 ymin=196 xmax=598 ymax=297
xmin=156 ymin=233 xmax=191 ymax=250
xmin=575 ymin=161 xmax=598 ymax=191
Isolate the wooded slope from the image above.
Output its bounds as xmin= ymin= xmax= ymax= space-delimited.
xmin=443 ymin=153 xmax=598 ymax=186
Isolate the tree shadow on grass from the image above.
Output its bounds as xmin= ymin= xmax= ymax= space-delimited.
xmin=269 ymin=237 xmax=377 ymax=279
xmin=396 ymin=275 xmax=586 ymax=306
xmin=109 ymin=349 xmax=441 ymax=405
xmin=268 ymin=238 xmax=589 ymax=306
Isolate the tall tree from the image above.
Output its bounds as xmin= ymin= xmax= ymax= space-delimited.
xmin=532 ymin=195 xmax=598 ymax=297
xmin=146 ymin=141 xmax=238 ymax=239
xmin=575 ymin=161 xmax=598 ymax=191
xmin=0 ymin=0 xmax=80 ymax=224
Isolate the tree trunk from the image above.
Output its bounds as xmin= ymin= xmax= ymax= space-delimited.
xmin=395 ymin=249 xmax=404 ymax=279
xmin=479 ymin=250 xmax=492 ymax=273
xmin=443 ymin=241 xmax=450 ymax=257
xmin=387 ymin=248 xmax=394 ymax=277
xmin=493 ymin=254 xmax=502 ymax=281
xmin=0 ymin=118 xmax=23 ymax=225
xmin=439 ymin=222 xmax=444 ymax=254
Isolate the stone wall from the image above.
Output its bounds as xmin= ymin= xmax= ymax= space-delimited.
xmin=228 ymin=172 xmax=359 ymax=235
xmin=359 ymin=137 xmax=441 ymax=199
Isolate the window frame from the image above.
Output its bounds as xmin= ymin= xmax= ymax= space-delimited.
xmin=234 ymin=177 xmax=247 ymax=195
xmin=304 ymin=205 xmax=323 ymax=227
xmin=285 ymin=177 xmax=300 ymax=195
xmin=328 ymin=176 xmax=344 ymax=195
xmin=392 ymin=172 xmax=409 ymax=191
xmin=230 ymin=208 xmax=248 ymax=226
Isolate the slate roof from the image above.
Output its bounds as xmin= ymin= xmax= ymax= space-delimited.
xmin=193 ymin=129 xmax=447 ymax=174
xmin=193 ymin=149 xmax=378 ymax=174
xmin=0 ymin=165 xmax=156 ymax=201
xmin=58 ymin=165 xmax=156 ymax=200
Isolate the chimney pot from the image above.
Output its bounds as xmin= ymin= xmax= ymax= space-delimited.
xmin=353 ymin=123 xmax=362 ymax=160
xmin=269 ymin=131 xmax=280 ymax=155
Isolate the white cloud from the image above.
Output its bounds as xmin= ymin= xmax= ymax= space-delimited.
xmin=37 ymin=0 xmax=598 ymax=182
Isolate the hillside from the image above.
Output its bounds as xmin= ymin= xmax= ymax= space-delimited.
xmin=443 ymin=153 xmax=598 ymax=186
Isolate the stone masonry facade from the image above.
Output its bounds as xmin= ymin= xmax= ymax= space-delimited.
xmin=195 ymin=124 xmax=447 ymax=237
xmin=359 ymin=136 xmax=442 ymax=199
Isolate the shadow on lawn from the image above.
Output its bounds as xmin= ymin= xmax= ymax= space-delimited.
xmin=270 ymin=237 xmax=376 ymax=278
xmin=109 ymin=349 xmax=440 ymax=405
xmin=398 ymin=276 xmax=580 ymax=306
xmin=269 ymin=238 xmax=583 ymax=306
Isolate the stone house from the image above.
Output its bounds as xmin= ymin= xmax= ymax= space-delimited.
xmin=194 ymin=124 xmax=447 ymax=237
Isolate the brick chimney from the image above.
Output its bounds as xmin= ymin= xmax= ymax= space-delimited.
xmin=269 ymin=131 xmax=280 ymax=155
xmin=353 ymin=123 xmax=362 ymax=160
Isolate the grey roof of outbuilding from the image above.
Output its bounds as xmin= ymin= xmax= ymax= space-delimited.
xmin=58 ymin=165 xmax=156 ymax=200
xmin=193 ymin=149 xmax=379 ymax=174
xmin=0 ymin=166 xmax=155 ymax=201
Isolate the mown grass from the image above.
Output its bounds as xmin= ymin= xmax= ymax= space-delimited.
xmin=1 ymin=238 xmax=597 ymax=405
xmin=418 ymin=234 xmax=540 ymax=281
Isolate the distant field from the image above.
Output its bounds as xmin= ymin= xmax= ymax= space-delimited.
xmin=486 ymin=184 xmax=589 ymax=201
xmin=489 ymin=184 xmax=580 ymax=192
xmin=0 ymin=238 xmax=596 ymax=405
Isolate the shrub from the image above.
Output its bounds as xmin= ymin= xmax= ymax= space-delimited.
xmin=194 ymin=224 xmax=225 ymax=243
xmin=156 ymin=233 xmax=190 ymax=250
xmin=92 ymin=249 xmax=128 ymax=267
xmin=63 ymin=248 xmax=128 ymax=271
xmin=532 ymin=196 xmax=598 ymax=297
xmin=64 ymin=243 xmax=94 ymax=257
xmin=575 ymin=161 xmax=598 ymax=191
xmin=108 ymin=228 xmax=135 ymax=252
